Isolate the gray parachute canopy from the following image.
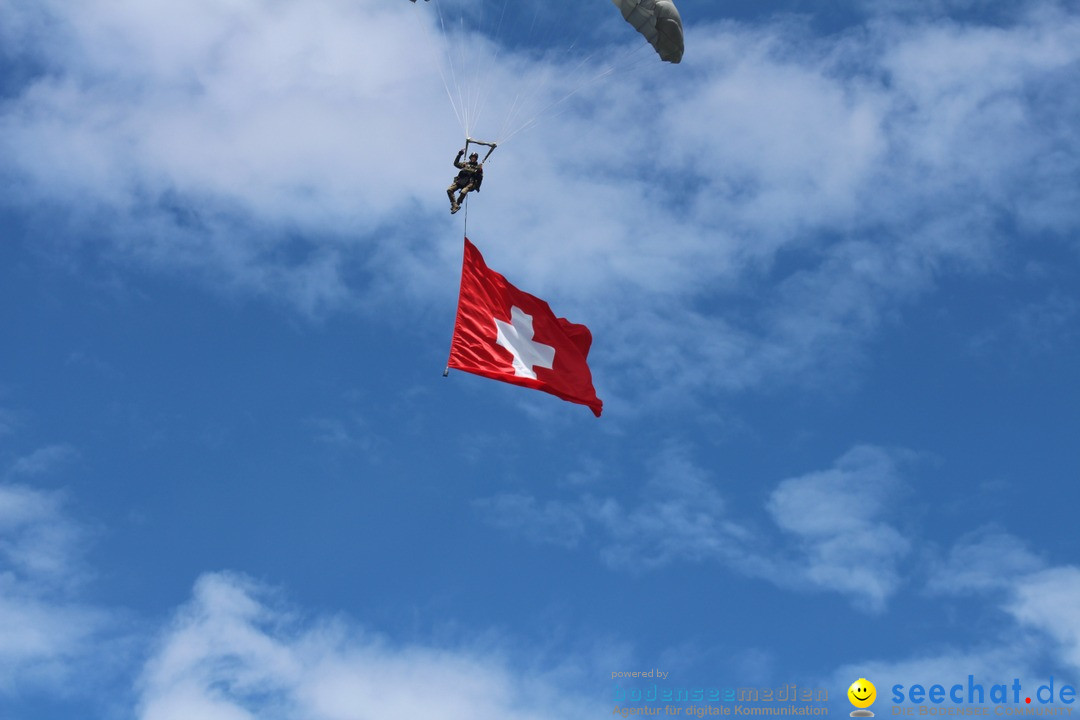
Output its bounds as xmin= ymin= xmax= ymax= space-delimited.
xmin=611 ymin=0 xmax=684 ymax=63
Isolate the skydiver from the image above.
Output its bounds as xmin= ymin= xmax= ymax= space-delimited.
xmin=447 ymin=149 xmax=483 ymax=215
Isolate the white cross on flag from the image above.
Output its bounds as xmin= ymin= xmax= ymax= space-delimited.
xmin=447 ymin=238 xmax=603 ymax=416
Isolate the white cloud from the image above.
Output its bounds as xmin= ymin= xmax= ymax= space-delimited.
xmin=0 ymin=482 xmax=83 ymax=588
xmin=136 ymin=571 xmax=604 ymax=720
xmin=476 ymin=444 xmax=920 ymax=611
xmin=1 ymin=0 xmax=459 ymax=317
xmin=588 ymin=441 xmax=751 ymax=570
xmin=474 ymin=441 xmax=754 ymax=570
xmin=0 ymin=481 xmax=111 ymax=696
xmin=968 ymin=291 xmax=1080 ymax=357
xmin=925 ymin=527 xmax=1045 ymax=596
xmin=472 ymin=493 xmax=587 ymax=549
xmin=0 ymin=409 xmax=16 ymax=437
xmin=766 ymin=446 xmax=913 ymax=613
xmin=820 ymin=562 xmax=1080 ymax=717
xmin=1007 ymin=567 xmax=1080 ymax=673
xmin=5 ymin=443 xmax=79 ymax=478
xmin=826 ymin=529 xmax=1080 ymax=704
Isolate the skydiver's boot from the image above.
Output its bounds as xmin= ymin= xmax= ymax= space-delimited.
xmin=450 ymin=203 xmax=460 ymax=214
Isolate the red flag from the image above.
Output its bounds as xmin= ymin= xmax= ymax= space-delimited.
xmin=447 ymin=238 xmax=603 ymax=417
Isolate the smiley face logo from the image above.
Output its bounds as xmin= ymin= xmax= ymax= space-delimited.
xmin=848 ymin=678 xmax=876 ymax=712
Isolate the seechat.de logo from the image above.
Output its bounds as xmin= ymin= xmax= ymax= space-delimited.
xmin=849 ymin=678 xmax=877 ymax=717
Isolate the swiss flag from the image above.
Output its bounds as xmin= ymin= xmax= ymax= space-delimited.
xmin=447 ymin=238 xmax=603 ymax=417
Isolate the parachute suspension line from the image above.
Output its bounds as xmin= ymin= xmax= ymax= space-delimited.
xmin=436 ymin=0 xmax=489 ymax=137
xmin=501 ymin=34 xmax=659 ymax=145
xmin=456 ymin=0 xmax=514 ymax=141
xmin=412 ymin=3 xmax=464 ymax=133
xmin=454 ymin=8 xmax=473 ymax=134
xmin=493 ymin=2 xmax=629 ymax=145
xmin=513 ymin=53 xmax=594 ymax=139
xmin=429 ymin=0 xmax=682 ymax=149
xmin=498 ymin=49 xmax=611 ymax=146
xmin=429 ymin=0 xmax=468 ymax=135
xmin=466 ymin=0 xmax=512 ymax=140
xmin=454 ymin=4 xmax=478 ymax=135
xmin=462 ymin=4 xmax=483 ymax=136
xmin=429 ymin=0 xmax=602 ymax=148
xmin=493 ymin=0 xmax=552 ymax=144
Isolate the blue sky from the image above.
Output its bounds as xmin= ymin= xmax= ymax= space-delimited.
xmin=2 ymin=0 xmax=1080 ymax=717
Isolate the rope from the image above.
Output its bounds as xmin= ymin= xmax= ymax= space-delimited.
xmin=445 ymin=194 xmax=470 ymax=379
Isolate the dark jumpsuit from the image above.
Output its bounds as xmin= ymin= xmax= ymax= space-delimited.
xmin=447 ymin=152 xmax=483 ymax=209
